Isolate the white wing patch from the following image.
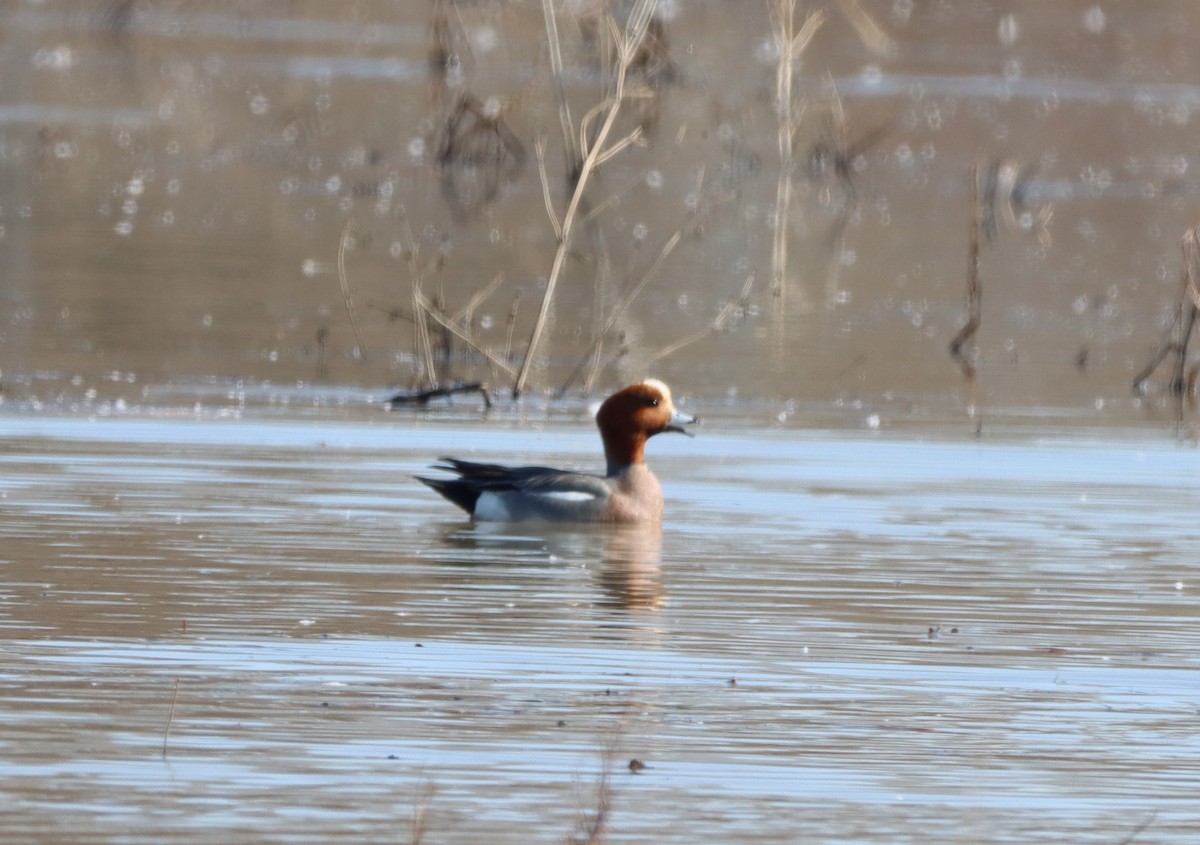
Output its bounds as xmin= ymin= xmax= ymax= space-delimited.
xmin=540 ymin=490 xmax=599 ymax=502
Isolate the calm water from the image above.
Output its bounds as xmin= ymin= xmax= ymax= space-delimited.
xmin=5 ymin=1 xmax=1200 ymax=412
xmin=2 ymin=409 xmax=1198 ymax=843
xmin=4 ymin=2 xmax=1200 ymax=841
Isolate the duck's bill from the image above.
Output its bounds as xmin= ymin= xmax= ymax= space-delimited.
xmin=664 ymin=410 xmax=698 ymax=437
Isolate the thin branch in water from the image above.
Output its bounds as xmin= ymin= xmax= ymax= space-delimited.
xmin=557 ymin=229 xmax=683 ymax=397
xmin=541 ymin=0 xmax=582 ymax=184
xmin=416 ymin=290 xmax=517 ymax=378
xmin=567 ymin=746 xmax=619 ymax=845
xmin=512 ymin=0 xmax=659 ymax=398
xmin=837 ymin=0 xmax=896 ymax=56
xmin=387 ymin=381 xmax=491 ymax=410
xmin=406 ymin=778 xmax=437 ymax=845
xmin=452 ymin=273 xmax=505 ymax=325
xmin=161 ymin=677 xmax=180 ymax=759
xmin=503 ymin=288 xmax=522 ymax=366
xmin=583 ymin=169 xmax=651 ymax=223
xmin=592 ymin=126 xmax=645 ymax=167
xmin=534 ymin=136 xmax=562 ymax=240
xmin=1132 ymin=221 xmax=1200 ymax=402
xmin=399 ymin=213 xmax=440 ymax=387
xmin=949 ymin=163 xmax=983 ymax=378
xmin=1115 ymin=811 xmax=1158 ymax=845
xmin=337 ymin=218 xmax=368 ymax=359
xmin=768 ymin=1 xmax=826 ymax=308
xmin=644 ymin=272 xmax=756 ymax=367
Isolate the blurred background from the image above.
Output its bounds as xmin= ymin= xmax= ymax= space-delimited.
xmin=2 ymin=0 xmax=1199 ymax=423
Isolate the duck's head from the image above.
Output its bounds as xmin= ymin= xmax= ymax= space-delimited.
xmin=596 ymin=379 xmax=696 ymax=470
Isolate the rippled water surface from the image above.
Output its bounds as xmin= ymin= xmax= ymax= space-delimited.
xmin=5 ymin=2 xmax=1200 ymax=840
xmin=2 ymin=411 xmax=1198 ymax=843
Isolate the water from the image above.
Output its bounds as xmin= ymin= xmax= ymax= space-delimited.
xmin=4 ymin=2 xmax=1200 ymax=840
xmin=2 ymin=412 xmax=1198 ymax=843
xmin=4 ymin=2 xmax=1200 ymax=412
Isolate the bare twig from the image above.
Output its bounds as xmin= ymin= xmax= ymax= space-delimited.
xmin=337 ymin=219 xmax=368 ymax=358
xmin=557 ymin=228 xmax=683 ymax=397
xmin=837 ymin=0 xmax=895 ymax=56
xmin=949 ymin=163 xmax=983 ymax=378
xmin=161 ymin=677 xmax=180 ymax=758
xmin=399 ymin=214 xmax=440 ymax=387
xmin=583 ymin=169 xmax=651 ymax=223
xmin=513 ymin=0 xmax=659 ymax=398
xmin=1115 ymin=811 xmax=1158 ymax=845
xmin=407 ymin=778 xmax=437 ymax=845
xmin=452 ymin=273 xmax=505 ymax=325
xmin=567 ymin=753 xmax=615 ymax=845
xmin=644 ymin=272 xmax=756 ymax=366
xmin=415 ymin=290 xmax=518 ymax=377
xmin=768 ymin=2 xmax=825 ymax=309
xmin=387 ymin=381 xmax=491 ymax=409
xmin=541 ymin=0 xmax=582 ymax=184
xmin=534 ymin=136 xmax=562 ymax=240
xmin=1131 ymin=306 xmax=1182 ymax=394
xmin=1132 ymin=222 xmax=1200 ymax=400
xmin=592 ymin=126 xmax=645 ymax=166
xmin=503 ymin=288 xmax=522 ymax=366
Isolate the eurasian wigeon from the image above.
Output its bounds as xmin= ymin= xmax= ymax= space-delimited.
xmin=417 ymin=379 xmax=695 ymax=523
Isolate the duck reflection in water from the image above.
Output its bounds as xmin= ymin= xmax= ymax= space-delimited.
xmin=433 ymin=521 xmax=665 ymax=611
xmin=595 ymin=523 xmax=664 ymax=611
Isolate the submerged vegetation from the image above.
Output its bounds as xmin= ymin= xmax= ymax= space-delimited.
xmin=5 ymin=1 xmax=1200 ymax=424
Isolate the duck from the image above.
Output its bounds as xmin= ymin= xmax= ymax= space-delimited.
xmin=417 ymin=379 xmax=695 ymax=523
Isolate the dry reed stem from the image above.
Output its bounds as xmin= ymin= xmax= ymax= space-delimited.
xmin=541 ymin=0 xmax=582 ymax=182
xmin=1132 ymin=222 xmax=1200 ymax=400
xmin=512 ymin=0 xmax=659 ymax=399
xmin=415 ymin=290 xmax=518 ymax=377
xmin=837 ymin=0 xmax=895 ymax=56
xmin=337 ymin=219 xmax=368 ymax=359
xmin=1116 ymin=811 xmax=1158 ymax=845
xmin=453 ymin=272 xmax=505 ymax=325
xmin=949 ymin=163 xmax=983 ymax=378
xmin=557 ymin=227 xmax=684 ymax=396
xmin=406 ymin=778 xmax=437 ymax=845
xmin=582 ymin=170 xmax=649 ymax=223
xmin=592 ymin=126 xmax=645 ymax=166
xmin=399 ymin=214 xmax=440 ymax=387
xmin=161 ymin=677 xmax=180 ymax=758
xmin=503 ymin=289 xmax=522 ymax=366
xmin=820 ymin=78 xmax=853 ymax=305
xmin=1173 ymin=228 xmax=1200 ymax=409
xmin=644 ymin=272 xmax=756 ymax=366
xmin=768 ymin=2 xmax=825 ymax=309
xmin=534 ymin=136 xmax=563 ymax=239
xmin=567 ymin=749 xmax=617 ymax=845
xmin=1187 ymin=227 xmax=1200 ymax=312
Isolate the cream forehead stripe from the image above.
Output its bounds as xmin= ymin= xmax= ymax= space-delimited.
xmin=641 ymin=378 xmax=673 ymax=406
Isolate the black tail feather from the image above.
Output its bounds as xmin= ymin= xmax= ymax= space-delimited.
xmin=416 ymin=475 xmax=480 ymax=515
